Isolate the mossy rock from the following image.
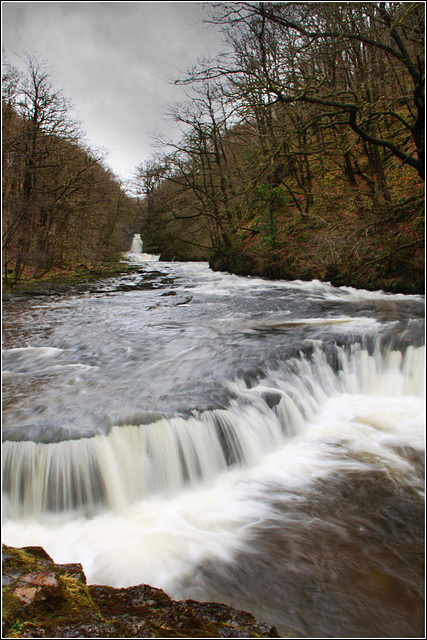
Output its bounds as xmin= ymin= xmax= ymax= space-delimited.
xmin=2 ymin=545 xmax=280 ymax=638
xmin=2 ymin=545 xmax=100 ymax=638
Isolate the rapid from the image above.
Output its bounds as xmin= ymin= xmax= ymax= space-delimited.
xmin=2 ymin=237 xmax=425 ymax=638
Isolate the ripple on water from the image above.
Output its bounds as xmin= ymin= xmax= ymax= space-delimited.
xmin=2 ymin=262 xmax=424 ymax=639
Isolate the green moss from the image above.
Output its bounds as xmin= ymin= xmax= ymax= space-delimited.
xmin=2 ymin=545 xmax=102 ymax=637
xmin=2 ymin=546 xmax=49 ymax=572
xmin=54 ymin=574 xmax=97 ymax=616
xmin=2 ymin=590 xmax=25 ymax=635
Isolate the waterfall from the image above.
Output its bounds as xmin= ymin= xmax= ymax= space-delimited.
xmin=124 ymin=233 xmax=160 ymax=263
xmin=2 ymin=404 xmax=288 ymax=518
xmin=130 ymin=234 xmax=143 ymax=253
xmin=3 ymin=341 xmax=423 ymax=519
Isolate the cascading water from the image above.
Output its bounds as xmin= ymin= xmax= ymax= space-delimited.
xmin=123 ymin=232 xmax=160 ymax=263
xmin=2 ymin=261 xmax=425 ymax=638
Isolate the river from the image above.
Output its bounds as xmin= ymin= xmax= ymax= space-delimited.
xmin=2 ymin=240 xmax=425 ymax=638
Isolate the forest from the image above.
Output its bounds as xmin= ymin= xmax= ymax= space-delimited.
xmin=2 ymin=2 xmax=425 ymax=294
xmin=2 ymin=54 xmax=137 ymax=287
xmin=136 ymin=1 xmax=425 ymax=293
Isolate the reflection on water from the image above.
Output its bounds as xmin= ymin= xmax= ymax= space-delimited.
xmin=2 ymin=261 xmax=425 ymax=638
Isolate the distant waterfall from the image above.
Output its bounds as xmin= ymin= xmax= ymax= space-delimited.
xmin=130 ymin=234 xmax=143 ymax=253
xmin=124 ymin=233 xmax=160 ymax=263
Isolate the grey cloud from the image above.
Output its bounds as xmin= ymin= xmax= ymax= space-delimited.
xmin=2 ymin=1 xmax=223 ymax=180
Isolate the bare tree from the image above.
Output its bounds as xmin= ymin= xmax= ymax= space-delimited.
xmin=2 ymin=54 xmax=136 ymax=284
xmin=189 ymin=2 xmax=424 ymax=180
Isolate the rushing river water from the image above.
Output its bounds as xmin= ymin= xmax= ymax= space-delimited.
xmin=2 ymin=242 xmax=425 ymax=638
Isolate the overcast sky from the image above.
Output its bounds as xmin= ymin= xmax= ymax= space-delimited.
xmin=2 ymin=1 xmax=224 ymax=181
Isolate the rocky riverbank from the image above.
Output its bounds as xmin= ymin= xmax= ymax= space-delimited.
xmin=2 ymin=262 xmax=143 ymax=298
xmin=2 ymin=545 xmax=281 ymax=638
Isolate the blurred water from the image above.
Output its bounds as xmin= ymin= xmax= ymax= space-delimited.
xmin=2 ymin=261 xmax=425 ymax=638
xmin=123 ymin=233 xmax=160 ymax=263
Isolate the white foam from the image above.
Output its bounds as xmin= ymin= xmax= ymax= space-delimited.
xmin=3 ymin=384 xmax=423 ymax=592
xmin=3 ymin=340 xmax=424 ymax=593
xmin=123 ymin=234 xmax=160 ymax=263
xmin=4 ymin=347 xmax=64 ymax=356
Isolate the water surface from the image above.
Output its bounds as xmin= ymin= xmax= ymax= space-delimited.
xmin=2 ymin=258 xmax=425 ymax=638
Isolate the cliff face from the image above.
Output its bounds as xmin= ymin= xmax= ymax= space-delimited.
xmin=2 ymin=545 xmax=280 ymax=638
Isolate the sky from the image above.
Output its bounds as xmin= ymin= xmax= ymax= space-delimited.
xmin=2 ymin=1 xmax=224 ymax=182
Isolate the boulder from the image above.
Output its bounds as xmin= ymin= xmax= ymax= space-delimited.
xmin=2 ymin=545 xmax=280 ymax=638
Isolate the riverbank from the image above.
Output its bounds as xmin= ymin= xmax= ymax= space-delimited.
xmin=2 ymin=261 xmax=142 ymax=297
xmin=3 ymin=249 xmax=424 ymax=301
xmin=2 ymin=545 xmax=280 ymax=639
xmin=208 ymin=200 xmax=425 ymax=296
xmin=209 ymin=249 xmax=425 ymax=295
xmin=141 ymin=173 xmax=424 ymax=296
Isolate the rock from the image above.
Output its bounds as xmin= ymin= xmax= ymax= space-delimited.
xmin=2 ymin=545 xmax=280 ymax=638
xmin=2 ymin=545 xmax=95 ymax=638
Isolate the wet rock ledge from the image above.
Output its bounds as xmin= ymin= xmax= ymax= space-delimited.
xmin=2 ymin=545 xmax=280 ymax=638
